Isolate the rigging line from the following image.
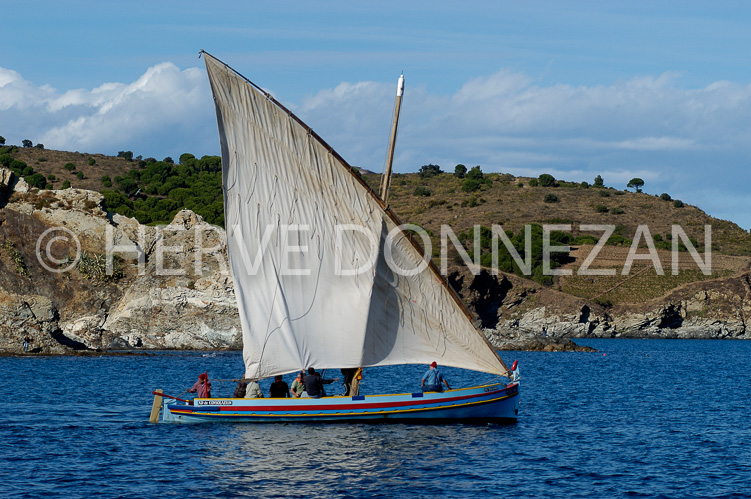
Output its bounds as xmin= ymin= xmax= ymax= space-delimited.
xmin=255 ymin=242 xmax=327 ymax=372
xmin=256 ymin=258 xmax=282 ymax=373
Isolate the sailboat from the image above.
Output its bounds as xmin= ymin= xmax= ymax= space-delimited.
xmin=150 ymin=52 xmax=520 ymax=423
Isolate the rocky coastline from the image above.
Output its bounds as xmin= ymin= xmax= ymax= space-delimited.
xmin=1 ymin=169 xmax=748 ymax=356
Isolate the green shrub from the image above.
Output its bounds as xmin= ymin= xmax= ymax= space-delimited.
xmin=63 ymin=163 xmax=76 ymax=171
xmin=594 ymin=175 xmax=604 ymax=187
xmin=580 ymin=181 xmax=589 ymax=188
xmin=466 ymin=166 xmax=483 ymax=179
xmin=417 ymin=164 xmax=440 ymax=178
xmin=77 ymin=252 xmax=124 ymax=281
xmin=413 ymin=186 xmax=431 ymax=197
xmin=607 ymin=234 xmax=631 ymax=246
xmin=462 ymin=178 xmax=482 ymax=192
xmin=76 ymin=171 xmax=84 ymax=180
xmin=599 ymin=190 xmax=610 ymax=197
xmin=660 ymin=192 xmax=672 ymax=201
xmin=611 ymin=207 xmax=625 ymax=214
xmin=62 ymin=180 xmax=71 ymax=189
xmin=594 ymin=204 xmax=609 ymax=213
xmin=27 ymin=173 xmax=47 ymax=189
xmin=594 ymin=297 xmax=613 ymax=308
xmin=572 ymin=235 xmax=599 ymax=245
xmin=538 ymin=173 xmax=556 ymax=187
xmin=544 ymin=193 xmax=559 ymax=203
xmin=453 ymin=164 xmax=467 ymax=178
xmin=88 ymin=157 xmax=96 ymax=166
xmin=528 ymin=178 xmax=539 ymax=187
xmin=673 ymin=199 xmax=684 ymax=208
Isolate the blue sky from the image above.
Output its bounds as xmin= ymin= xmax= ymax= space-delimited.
xmin=2 ymin=1 xmax=751 ymax=228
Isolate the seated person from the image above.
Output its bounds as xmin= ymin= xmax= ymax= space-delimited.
xmin=290 ymin=371 xmax=306 ymax=398
xmin=421 ymin=361 xmax=450 ymax=392
xmin=244 ymin=379 xmax=264 ymax=399
xmin=269 ymin=375 xmax=290 ymax=398
xmin=233 ymin=380 xmax=247 ymax=398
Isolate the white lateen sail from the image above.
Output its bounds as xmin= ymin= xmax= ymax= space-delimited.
xmin=203 ymin=52 xmax=510 ymax=380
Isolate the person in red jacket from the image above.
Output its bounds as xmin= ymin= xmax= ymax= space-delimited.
xmin=188 ymin=372 xmax=212 ymax=398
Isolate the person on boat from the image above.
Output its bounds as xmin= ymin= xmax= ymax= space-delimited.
xmin=188 ymin=373 xmax=212 ymax=398
xmin=290 ymin=371 xmax=306 ymax=397
xmin=233 ymin=379 xmax=247 ymax=398
xmin=341 ymin=367 xmax=358 ymax=396
xmin=244 ymin=379 xmax=264 ymax=398
xmin=302 ymin=367 xmax=339 ymax=398
xmin=269 ymin=375 xmax=290 ymax=398
xmin=421 ymin=361 xmax=450 ymax=393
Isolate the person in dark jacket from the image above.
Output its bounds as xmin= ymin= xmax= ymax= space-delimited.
xmin=269 ymin=375 xmax=290 ymax=398
xmin=303 ymin=367 xmax=339 ymax=398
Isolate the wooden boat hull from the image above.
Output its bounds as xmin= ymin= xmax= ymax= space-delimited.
xmin=160 ymin=382 xmax=519 ymax=424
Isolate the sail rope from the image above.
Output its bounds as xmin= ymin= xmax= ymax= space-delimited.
xmin=253 ymin=233 xmax=327 ymax=377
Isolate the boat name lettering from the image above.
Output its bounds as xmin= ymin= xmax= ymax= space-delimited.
xmin=196 ymin=399 xmax=233 ymax=406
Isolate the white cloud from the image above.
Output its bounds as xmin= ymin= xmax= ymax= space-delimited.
xmin=0 ymin=62 xmax=216 ymax=158
xmin=296 ymin=69 xmax=751 ymax=228
xmin=2 ymin=63 xmax=751 ymax=228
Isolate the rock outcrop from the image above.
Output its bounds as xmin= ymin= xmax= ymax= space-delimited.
xmin=451 ymin=268 xmax=751 ymax=344
xmin=0 ymin=175 xmax=241 ymax=354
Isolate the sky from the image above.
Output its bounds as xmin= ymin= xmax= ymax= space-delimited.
xmin=2 ymin=1 xmax=751 ymax=228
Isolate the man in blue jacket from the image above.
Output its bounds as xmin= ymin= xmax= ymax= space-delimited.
xmin=421 ymin=361 xmax=450 ymax=392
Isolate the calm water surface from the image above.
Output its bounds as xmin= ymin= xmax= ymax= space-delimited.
xmin=4 ymin=339 xmax=751 ymax=498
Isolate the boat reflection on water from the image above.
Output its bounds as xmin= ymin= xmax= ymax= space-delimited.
xmin=200 ymin=421 xmax=511 ymax=497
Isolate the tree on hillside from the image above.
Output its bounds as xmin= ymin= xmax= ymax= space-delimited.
xmin=0 ymin=136 xmax=6 ymax=145
xmin=418 ymin=164 xmax=442 ymax=178
xmin=466 ymin=165 xmax=483 ymax=181
xmin=538 ymin=173 xmax=556 ymax=187
xmin=594 ymin=174 xmax=604 ymax=187
xmin=117 ymin=151 xmax=134 ymax=161
xmin=627 ymin=177 xmax=644 ymax=192
xmin=22 ymin=139 xmax=32 ymax=148
xmin=180 ymin=153 xmax=196 ymax=164
xmin=454 ymin=164 xmax=467 ymax=178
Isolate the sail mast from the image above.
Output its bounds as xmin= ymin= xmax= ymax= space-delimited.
xmin=380 ymin=74 xmax=404 ymax=205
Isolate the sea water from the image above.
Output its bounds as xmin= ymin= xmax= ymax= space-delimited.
xmin=3 ymin=339 xmax=751 ymax=498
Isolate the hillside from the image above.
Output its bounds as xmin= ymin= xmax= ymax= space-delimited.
xmin=2 ymin=145 xmax=751 ymax=354
xmin=3 ymin=144 xmax=751 ymax=309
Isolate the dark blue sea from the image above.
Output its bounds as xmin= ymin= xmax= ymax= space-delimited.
xmin=4 ymin=339 xmax=751 ymax=498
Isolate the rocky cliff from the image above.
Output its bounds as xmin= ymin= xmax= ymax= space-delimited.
xmin=451 ymin=267 xmax=751 ymax=342
xmin=1 ymin=168 xmax=748 ymax=355
xmin=0 ymin=169 xmax=241 ymax=354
